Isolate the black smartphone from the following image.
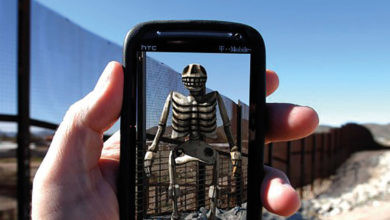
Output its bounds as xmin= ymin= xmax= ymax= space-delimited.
xmin=119 ymin=20 xmax=266 ymax=220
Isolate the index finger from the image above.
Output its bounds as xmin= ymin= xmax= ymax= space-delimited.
xmin=266 ymin=69 xmax=279 ymax=96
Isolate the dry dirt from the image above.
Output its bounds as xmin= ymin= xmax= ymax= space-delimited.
xmin=323 ymin=200 xmax=390 ymax=220
xmin=309 ymin=150 xmax=390 ymax=220
xmin=0 ymin=158 xmax=41 ymax=219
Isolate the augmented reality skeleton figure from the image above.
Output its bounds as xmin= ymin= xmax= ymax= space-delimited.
xmin=144 ymin=64 xmax=241 ymax=220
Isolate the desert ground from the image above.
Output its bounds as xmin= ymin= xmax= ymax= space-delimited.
xmin=264 ymin=149 xmax=390 ymax=220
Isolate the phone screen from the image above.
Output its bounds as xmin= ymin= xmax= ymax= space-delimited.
xmin=134 ymin=51 xmax=251 ymax=220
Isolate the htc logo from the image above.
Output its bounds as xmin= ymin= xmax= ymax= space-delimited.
xmin=141 ymin=45 xmax=157 ymax=51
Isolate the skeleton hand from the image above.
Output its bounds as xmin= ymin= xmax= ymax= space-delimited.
xmin=230 ymin=148 xmax=241 ymax=177
xmin=144 ymin=150 xmax=155 ymax=177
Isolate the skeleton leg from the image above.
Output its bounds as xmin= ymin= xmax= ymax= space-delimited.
xmin=168 ymin=150 xmax=180 ymax=220
xmin=209 ymin=152 xmax=219 ymax=220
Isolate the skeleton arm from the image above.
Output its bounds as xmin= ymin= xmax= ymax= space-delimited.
xmin=149 ymin=91 xmax=172 ymax=151
xmin=216 ymin=92 xmax=241 ymax=176
xmin=144 ymin=92 xmax=172 ymax=176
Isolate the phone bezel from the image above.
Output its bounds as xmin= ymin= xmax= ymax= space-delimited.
xmin=119 ymin=20 xmax=266 ymax=220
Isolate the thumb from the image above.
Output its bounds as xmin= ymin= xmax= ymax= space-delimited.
xmin=38 ymin=61 xmax=124 ymax=178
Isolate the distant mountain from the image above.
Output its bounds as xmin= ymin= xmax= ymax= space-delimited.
xmin=31 ymin=129 xmax=55 ymax=138
xmin=362 ymin=123 xmax=390 ymax=145
xmin=0 ymin=129 xmax=54 ymax=141
xmin=0 ymin=130 xmax=16 ymax=138
xmin=315 ymin=125 xmax=334 ymax=133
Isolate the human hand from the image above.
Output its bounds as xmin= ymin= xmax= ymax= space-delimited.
xmin=32 ymin=62 xmax=123 ymax=220
xmin=32 ymin=61 xmax=318 ymax=219
xmin=262 ymin=69 xmax=318 ymax=216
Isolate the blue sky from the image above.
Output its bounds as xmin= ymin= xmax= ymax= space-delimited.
xmin=28 ymin=0 xmax=390 ymax=125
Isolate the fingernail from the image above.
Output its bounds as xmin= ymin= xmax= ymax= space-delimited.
xmin=94 ymin=62 xmax=114 ymax=92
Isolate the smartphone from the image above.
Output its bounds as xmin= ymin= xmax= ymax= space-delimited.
xmin=119 ymin=20 xmax=266 ymax=220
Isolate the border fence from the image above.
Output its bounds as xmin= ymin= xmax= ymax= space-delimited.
xmin=264 ymin=123 xmax=388 ymax=197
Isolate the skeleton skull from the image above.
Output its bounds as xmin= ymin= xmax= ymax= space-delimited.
xmin=181 ymin=63 xmax=207 ymax=92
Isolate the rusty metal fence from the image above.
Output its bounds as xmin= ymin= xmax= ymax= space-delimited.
xmin=264 ymin=123 xmax=388 ymax=198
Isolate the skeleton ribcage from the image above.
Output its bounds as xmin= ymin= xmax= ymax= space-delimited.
xmin=171 ymin=91 xmax=218 ymax=139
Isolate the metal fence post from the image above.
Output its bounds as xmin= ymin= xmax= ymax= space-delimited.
xmin=268 ymin=143 xmax=273 ymax=167
xmin=311 ymin=135 xmax=316 ymax=193
xmin=235 ymin=102 xmax=242 ymax=206
xmin=331 ymin=130 xmax=336 ymax=174
xmin=17 ymin=0 xmax=31 ymax=219
xmin=328 ymin=130 xmax=334 ymax=176
xmin=319 ymin=133 xmax=325 ymax=183
xmin=286 ymin=142 xmax=291 ymax=179
xmin=300 ymin=139 xmax=305 ymax=198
